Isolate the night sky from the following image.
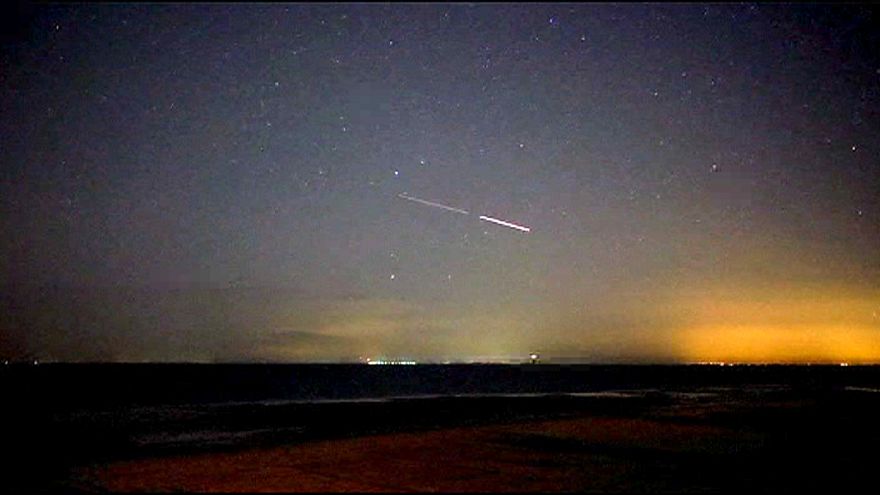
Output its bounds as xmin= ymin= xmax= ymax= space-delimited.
xmin=2 ymin=3 xmax=879 ymax=363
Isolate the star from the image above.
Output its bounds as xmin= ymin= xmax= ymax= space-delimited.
xmin=6 ymin=3 xmax=879 ymax=367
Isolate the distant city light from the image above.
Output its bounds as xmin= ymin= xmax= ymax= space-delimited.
xmin=365 ymin=359 xmax=417 ymax=365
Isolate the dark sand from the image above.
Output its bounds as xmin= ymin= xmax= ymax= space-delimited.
xmin=67 ymin=392 xmax=879 ymax=493
xmin=73 ymin=417 xmax=749 ymax=493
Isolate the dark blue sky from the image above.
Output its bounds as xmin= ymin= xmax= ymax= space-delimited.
xmin=2 ymin=3 xmax=878 ymax=363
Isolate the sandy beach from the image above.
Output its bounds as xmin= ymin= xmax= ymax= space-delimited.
xmin=64 ymin=387 xmax=880 ymax=493
xmin=74 ymin=416 xmax=753 ymax=493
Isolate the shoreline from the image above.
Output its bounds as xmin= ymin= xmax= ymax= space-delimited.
xmin=5 ymin=366 xmax=879 ymax=492
xmin=73 ymin=415 xmax=755 ymax=493
xmin=60 ymin=388 xmax=880 ymax=492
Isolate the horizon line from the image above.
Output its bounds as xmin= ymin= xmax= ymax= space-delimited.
xmin=5 ymin=360 xmax=878 ymax=366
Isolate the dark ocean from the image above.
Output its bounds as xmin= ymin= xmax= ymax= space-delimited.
xmin=3 ymin=363 xmax=880 ymax=491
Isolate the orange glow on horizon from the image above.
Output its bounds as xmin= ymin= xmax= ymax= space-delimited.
xmin=669 ymin=283 xmax=880 ymax=364
xmin=677 ymin=324 xmax=880 ymax=364
xmin=664 ymin=280 xmax=880 ymax=364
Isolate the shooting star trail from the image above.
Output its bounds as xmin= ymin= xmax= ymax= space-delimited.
xmin=398 ymin=193 xmax=470 ymax=215
xmin=398 ymin=192 xmax=530 ymax=233
xmin=479 ymin=215 xmax=531 ymax=233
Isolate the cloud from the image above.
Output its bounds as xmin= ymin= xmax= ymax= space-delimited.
xmin=226 ymin=330 xmax=363 ymax=362
xmin=1 ymin=285 xmax=536 ymax=362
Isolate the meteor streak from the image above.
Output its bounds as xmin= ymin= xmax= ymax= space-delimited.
xmin=398 ymin=192 xmax=530 ymax=233
xmin=479 ymin=215 xmax=531 ymax=233
xmin=398 ymin=193 xmax=470 ymax=215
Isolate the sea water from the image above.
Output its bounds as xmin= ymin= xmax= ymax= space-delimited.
xmin=2 ymin=363 xmax=878 ymax=464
